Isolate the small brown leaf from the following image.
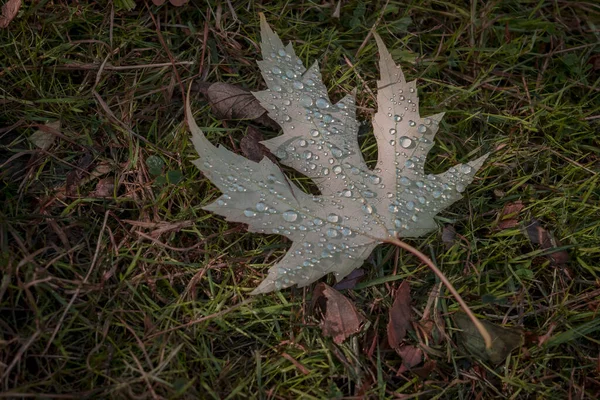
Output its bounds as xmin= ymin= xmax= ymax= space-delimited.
xmin=412 ymin=360 xmax=436 ymax=379
xmin=396 ymin=344 xmax=423 ymax=375
xmin=0 ymin=0 xmax=21 ymax=28
xmin=524 ymin=219 xmax=569 ymax=265
xmin=92 ymin=177 xmax=115 ymax=198
xmin=311 ymin=283 xmax=364 ymax=344
xmin=496 ymin=200 xmax=524 ymax=230
xmin=387 ymin=281 xmax=412 ymax=348
xmin=454 ymin=313 xmax=523 ymax=364
xmin=240 ymin=126 xmax=273 ymax=162
xmin=193 ymin=82 xmax=279 ymax=130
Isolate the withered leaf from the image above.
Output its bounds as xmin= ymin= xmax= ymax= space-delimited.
xmin=454 ymin=313 xmax=523 ymax=364
xmin=496 ymin=200 xmax=524 ymax=230
xmin=387 ymin=281 xmax=412 ymax=348
xmin=524 ymin=219 xmax=569 ymax=265
xmin=0 ymin=0 xmax=21 ymax=28
xmin=396 ymin=344 xmax=423 ymax=375
xmin=30 ymin=120 xmax=60 ymax=150
xmin=195 ymin=82 xmax=278 ymax=129
xmin=311 ymin=283 xmax=364 ymax=344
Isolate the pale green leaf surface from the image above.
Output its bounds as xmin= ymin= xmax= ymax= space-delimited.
xmin=189 ymin=15 xmax=488 ymax=294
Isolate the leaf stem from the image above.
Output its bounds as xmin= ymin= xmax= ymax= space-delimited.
xmin=384 ymin=237 xmax=493 ymax=349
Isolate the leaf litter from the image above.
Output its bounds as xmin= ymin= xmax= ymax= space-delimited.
xmin=311 ymin=283 xmax=364 ymax=344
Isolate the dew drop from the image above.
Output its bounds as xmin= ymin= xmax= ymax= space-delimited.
xmin=256 ymin=202 xmax=268 ymax=212
xmin=456 ymin=183 xmax=466 ymax=192
xmin=285 ymin=70 xmax=297 ymax=79
xmin=406 ymin=201 xmax=415 ymax=211
xmin=333 ymin=165 xmax=342 ymax=174
xmin=432 ymin=190 xmax=442 ymax=198
xmin=316 ymin=98 xmax=330 ymax=109
xmin=326 ymin=228 xmax=339 ymax=238
xmin=408 ymin=120 xmax=416 ymax=127
xmin=362 ymin=204 xmax=373 ymax=214
xmin=460 ymin=164 xmax=473 ymax=174
xmin=417 ymin=124 xmax=427 ymax=134
xmin=369 ymin=175 xmax=381 ymax=184
xmin=389 ymin=128 xmax=397 ymax=135
xmin=394 ymin=114 xmax=402 ymax=122
xmin=310 ymin=129 xmax=320 ymax=137
xmin=271 ymin=66 xmax=282 ymax=75
xmin=293 ymin=81 xmax=304 ymax=89
xmin=283 ymin=210 xmax=299 ymax=222
xmin=400 ymin=177 xmax=411 ymax=186
xmin=300 ymin=95 xmax=314 ymax=107
xmin=244 ymin=209 xmax=257 ymax=217
xmin=303 ymin=150 xmax=313 ymax=159
xmin=331 ymin=147 xmax=343 ymax=158
xmin=399 ymin=136 xmax=415 ymax=149
xmin=327 ymin=213 xmax=339 ymax=223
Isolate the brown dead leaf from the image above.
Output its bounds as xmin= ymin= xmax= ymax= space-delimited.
xmin=193 ymin=82 xmax=278 ymax=129
xmin=387 ymin=281 xmax=412 ymax=348
xmin=396 ymin=344 xmax=423 ymax=375
xmin=0 ymin=0 xmax=21 ymax=28
xmin=496 ymin=200 xmax=524 ymax=230
xmin=412 ymin=360 xmax=436 ymax=379
xmin=91 ymin=177 xmax=115 ymax=198
xmin=333 ymin=268 xmax=365 ymax=290
xmin=240 ymin=126 xmax=274 ymax=162
xmin=30 ymin=120 xmax=60 ymax=150
xmin=524 ymin=219 xmax=569 ymax=265
xmin=311 ymin=283 xmax=365 ymax=344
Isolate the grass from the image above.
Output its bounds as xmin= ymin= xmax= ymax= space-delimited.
xmin=1 ymin=0 xmax=599 ymax=398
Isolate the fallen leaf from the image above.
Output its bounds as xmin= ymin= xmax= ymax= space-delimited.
xmin=92 ymin=177 xmax=114 ymax=198
xmin=523 ymin=219 xmax=569 ymax=265
xmin=169 ymin=0 xmax=189 ymax=5
xmin=387 ymin=281 xmax=412 ymax=348
xmin=195 ymin=82 xmax=278 ymax=129
xmin=412 ymin=360 xmax=436 ymax=379
xmin=30 ymin=120 xmax=60 ymax=149
xmin=311 ymin=283 xmax=365 ymax=344
xmin=333 ymin=268 xmax=365 ymax=290
xmin=454 ymin=313 xmax=523 ymax=364
xmin=0 ymin=0 xmax=20 ymax=28
xmin=240 ymin=126 xmax=274 ymax=162
xmin=496 ymin=200 xmax=524 ymax=230
xmin=396 ymin=344 xmax=423 ymax=374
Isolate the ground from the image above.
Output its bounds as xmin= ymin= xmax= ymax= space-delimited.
xmin=1 ymin=1 xmax=599 ymax=398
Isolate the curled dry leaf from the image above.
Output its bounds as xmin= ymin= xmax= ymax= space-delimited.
xmin=454 ymin=313 xmax=523 ymax=364
xmin=0 ymin=0 xmax=21 ymax=28
xmin=311 ymin=283 xmax=364 ymax=344
xmin=524 ymin=219 xmax=569 ymax=265
xmin=194 ymin=82 xmax=278 ymax=129
xmin=387 ymin=281 xmax=412 ymax=348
